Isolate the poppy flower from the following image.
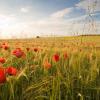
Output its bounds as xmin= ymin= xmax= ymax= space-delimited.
xmin=43 ymin=60 xmax=51 ymax=70
xmin=3 ymin=45 xmax=9 ymax=50
xmin=6 ymin=67 xmax=17 ymax=76
xmin=1 ymin=44 xmax=9 ymax=50
xmin=12 ymin=49 xmax=25 ymax=58
xmin=52 ymin=54 xmax=60 ymax=62
xmin=0 ymin=68 xmax=6 ymax=84
xmin=0 ymin=58 xmax=5 ymax=64
xmin=26 ymin=48 xmax=30 ymax=51
xmin=34 ymin=48 xmax=38 ymax=52
xmin=63 ymin=52 xmax=68 ymax=60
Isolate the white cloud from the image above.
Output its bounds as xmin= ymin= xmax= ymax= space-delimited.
xmin=20 ymin=7 xmax=29 ymax=13
xmin=0 ymin=13 xmax=99 ymax=39
xmin=51 ymin=7 xmax=73 ymax=18
xmin=76 ymin=0 xmax=100 ymax=13
xmin=0 ymin=5 xmax=99 ymax=39
xmin=0 ymin=14 xmax=16 ymax=29
xmin=0 ymin=14 xmax=20 ymax=39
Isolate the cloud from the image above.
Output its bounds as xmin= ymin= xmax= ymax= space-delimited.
xmin=20 ymin=7 xmax=29 ymax=13
xmin=76 ymin=0 xmax=100 ymax=13
xmin=0 ymin=12 xmax=99 ymax=39
xmin=0 ymin=4 xmax=99 ymax=39
xmin=29 ymin=11 xmax=100 ymax=36
xmin=0 ymin=14 xmax=16 ymax=29
xmin=51 ymin=7 xmax=73 ymax=18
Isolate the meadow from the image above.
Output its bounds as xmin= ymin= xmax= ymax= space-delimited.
xmin=0 ymin=35 xmax=100 ymax=100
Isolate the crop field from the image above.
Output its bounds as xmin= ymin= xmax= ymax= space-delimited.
xmin=0 ymin=36 xmax=100 ymax=100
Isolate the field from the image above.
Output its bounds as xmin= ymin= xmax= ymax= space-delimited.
xmin=0 ymin=36 xmax=100 ymax=100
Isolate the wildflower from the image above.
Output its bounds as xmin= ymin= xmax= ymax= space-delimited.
xmin=34 ymin=48 xmax=38 ymax=52
xmin=52 ymin=54 xmax=60 ymax=62
xmin=0 ymin=68 xmax=6 ymax=83
xmin=26 ymin=48 xmax=30 ymax=51
xmin=12 ymin=48 xmax=25 ymax=58
xmin=0 ymin=58 xmax=5 ymax=64
xmin=63 ymin=52 xmax=68 ymax=60
xmin=3 ymin=45 xmax=9 ymax=50
xmin=1 ymin=43 xmax=9 ymax=50
xmin=43 ymin=60 xmax=51 ymax=70
xmin=6 ymin=67 xmax=17 ymax=76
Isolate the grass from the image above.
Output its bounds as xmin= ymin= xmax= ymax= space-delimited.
xmin=0 ymin=35 xmax=100 ymax=100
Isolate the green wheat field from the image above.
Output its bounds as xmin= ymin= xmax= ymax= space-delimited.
xmin=0 ymin=35 xmax=99 ymax=100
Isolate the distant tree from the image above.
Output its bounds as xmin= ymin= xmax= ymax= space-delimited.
xmin=36 ymin=36 xmax=40 ymax=38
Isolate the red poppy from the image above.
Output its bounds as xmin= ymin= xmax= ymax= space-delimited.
xmin=6 ymin=67 xmax=17 ymax=76
xmin=43 ymin=60 xmax=51 ymax=70
xmin=52 ymin=54 xmax=60 ymax=62
xmin=0 ymin=68 xmax=6 ymax=83
xmin=0 ymin=58 xmax=5 ymax=64
xmin=3 ymin=45 xmax=9 ymax=50
xmin=1 ymin=45 xmax=9 ymax=50
xmin=12 ymin=49 xmax=25 ymax=58
xmin=26 ymin=48 xmax=30 ymax=51
xmin=34 ymin=48 xmax=38 ymax=52
xmin=63 ymin=53 xmax=68 ymax=60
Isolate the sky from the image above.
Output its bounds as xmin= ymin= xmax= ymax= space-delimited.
xmin=0 ymin=0 xmax=100 ymax=39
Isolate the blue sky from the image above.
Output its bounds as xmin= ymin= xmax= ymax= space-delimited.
xmin=0 ymin=0 xmax=100 ymax=38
